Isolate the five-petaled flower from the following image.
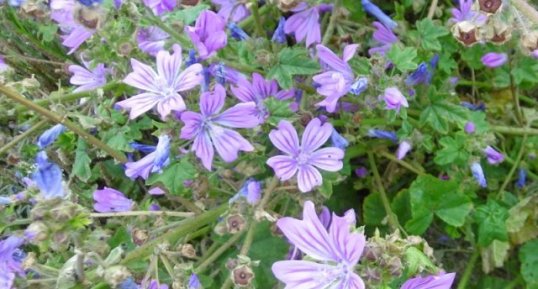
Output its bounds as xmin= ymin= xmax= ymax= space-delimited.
xmin=267 ymin=118 xmax=344 ymax=192
xmin=272 ymin=200 xmax=366 ymax=288
xmin=186 ymin=10 xmax=228 ymax=60
xmin=117 ymin=45 xmax=203 ymax=119
xmin=180 ymin=84 xmax=259 ymax=170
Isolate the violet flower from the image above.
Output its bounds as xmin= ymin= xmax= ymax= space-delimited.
xmin=471 ymin=162 xmax=487 ymax=188
xmin=0 ymin=236 xmax=25 ymax=289
xmin=37 ymin=124 xmax=66 ymax=149
xmin=137 ymin=26 xmax=169 ymax=56
xmin=451 ymin=0 xmax=487 ymax=24
xmin=266 ymin=118 xmax=344 ymax=192
xmin=396 ymin=140 xmax=412 ymax=160
xmin=313 ymin=44 xmax=366 ymax=112
xmin=284 ymin=3 xmax=331 ymax=47
xmin=484 ymin=146 xmax=504 ymax=164
xmin=369 ymin=21 xmax=398 ymax=56
xmin=93 ymin=187 xmax=134 ymax=213
xmin=464 ymin=121 xmax=476 ymax=134
xmin=180 ymin=84 xmax=259 ymax=170
xmin=117 ymin=45 xmax=203 ymax=119
xmin=331 ymin=129 xmax=349 ymax=149
xmin=31 ymin=152 xmax=65 ymax=199
xmin=405 ymin=55 xmax=438 ymax=86
xmin=143 ymin=0 xmax=175 ymax=15
xmin=367 ymin=129 xmax=398 ymax=143
xmin=0 ymin=55 xmax=9 ymax=72
xmin=50 ymin=0 xmax=96 ymax=54
xmin=212 ymin=0 xmax=250 ymax=22
xmin=532 ymin=50 xmax=538 ymax=59
xmin=68 ymin=62 xmax=107 ymax=93
xmin=355 ymin=167 xmax=368 ymax=178
xmin=272 ymin=17 xmax=287 ymax=44
xmin=228 ymin=23 xmax=249 ymax=41
xmin=186 ymin=10 xmax=228 ymax=60
xmin=401 ymin=272 xmax=456 ymax=289
xmin=481 ymin=52 xmax=508 ymax=68
xmin=517 ymin=168 xmax=526 ymax=188
xmin=229 ymin=178 xmax=262 ymax=205
xmin=125 ymin=135 xmax=170 ymax=179
xmin=383 ymin=87 xmax=408 ymax=112
xmin=272 ymin=201 xmax=366 ymax=288
xmin=209 ymin=62 xmax=246 ymax=85
xmin=188 ymin=274 xmax=202 ymax=289
xmin=362 ymin=0 xmax=397 ymax=29
xmin=148 ymin=280 xmax=169 ymax=289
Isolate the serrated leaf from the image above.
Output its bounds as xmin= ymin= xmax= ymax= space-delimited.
xmin=72 ymin=138 xmax=92 ymax=182
xmin=420 ymin=98 xmax=469 ymax=134
xmin=166 ymin=4 xmax=210 ymax=25
xmin=416 ymin=19 xmax=449 ymax=51
xmin=363 ymin=192 xmax=386 ymax=226
xmin=434 ymin=133 xmax=469 ymax=166
xmin=146 ymin=158 xmax=196 ymax=195
xmin=267 ymin=47 xmax=320 ymax=89
xmin=265 ymin=98 xmax=294 ymax=126
xmin=474 ymin=200 xmax=509 ymax=247
xmin=318 ymin=179 xmax=333 ymax=199
xmin=387 ymin=46 xmax=418 ymax=72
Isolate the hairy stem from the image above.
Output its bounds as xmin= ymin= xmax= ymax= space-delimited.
xmin=322 ymin=0 xmax=342 ymax=44
xmin=491 ymin=125 xmax=538 ymax=136
xmin=0 ymin=119 xmax=48 ymax=156
xmin=195 ymin=232 xmax=245 ymax=274
xmin=0 ymin=85 xmax=128 ymax=163
xmin=512 ymin=0 xmax=538 ymax=24
xmin=378 ymin=151 xmax=425 ymax=175
xmin=89 ymin=211 xmax=194 ymax=218
xmin=427 ymin=0 xmax=439 ymax=19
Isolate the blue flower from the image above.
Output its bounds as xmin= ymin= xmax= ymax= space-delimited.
xmin=118 ymin=277 xmax=139 ymax=289
xmin=189 ymin=274 xmax=202 ymax=289
xmin=461 ymin=101 xmax=486 ymax=111
xmin=405 ymin=55 xmax=438 ymax=86
xmin=129 ymin=142 xmax=156 ymax=153
xmin=330 ymin=129 xmax=349 ymax=149
xmin=77 ymin=0 xmax=103 ymax=7
xmin=517 ymin=168 xmax=526 ymax=188
xmin=37 ymin=124 xmax=66 ymax=149
xmin=367 ymin=129 xmax=398 ymax=143
xmin=272 ymin=17 xmax=287 ymax=44
xmin=361 ymin=0 xmax=397 ymax=30
xmin=228 ymin=23 xmax=250 ymax=41
xmin=31 ymin=152 xmax=65 ymax=199
xmin=229 ymin=179 xmax=262 ymax=205
xmin=186 ymin=49 xmax=199 ymax=66
xmin=349 ymin=77 xmax=368 ymax=95
xmin=0 ymin=236 xmax=25 ymax=289
xmin=470 ymin=162 xmax=487 ymax=188
xmin=151 ymin=135 xmax=171 ymax=173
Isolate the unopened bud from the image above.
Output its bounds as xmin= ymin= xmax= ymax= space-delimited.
xmin=226 ymin=214 xmax=247 ymax=234
xmin=276 ymin=0 xmax=301 ymax=12
xmin=232 ymin=265 xmax=254 ymax=287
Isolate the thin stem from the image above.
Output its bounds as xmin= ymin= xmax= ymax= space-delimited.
xmin=498 ymin=133 xmax=528 ymax=196
xmin=239 ymin=223 xmax=256 ymax=256
xmin=4 ymin=54 xmax=66 ymax=66
xmin=239 ymin=5 xmax=270 ymax=29
xmin=367 ymin=152 xmax=404 ymax=233
xmin=378 ymin=151 xmax=425 ymax=175
xmin=491 ymin=125 xmax=538 ymax=136
xmin=427 ymin=0 xmax=439 ymax=19
xmin=512 ymin=0 xmax=538 ymax=24
xmin=456 ymin=250 xmax=479 ymax=289
xmin=89 ymin=211 xmax=195 ymax=218
xmin=0 ymin=85 xmax=128 ymax=163
xmin=0 ymin=119 xmax=48 ymax=156
xmin=322 ymin=0 xmax=342 ymax=44
xmin=250 ymin=0 xmax=265 ymax=37
xmin=167 ymin=195 xmax=203 ymax=214
xmin=507 ymin=56 xmax=524 ymax=125
xmin=194 ymin=232 xmax=244 ymax=274
xmin=220 ymin=279 xmax=233 ymax=289
xmin=145 ymin=10 xmax=190 ymax=48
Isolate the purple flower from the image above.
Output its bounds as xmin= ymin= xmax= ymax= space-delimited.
xmin=481 ymin=52 xmax=508 ymax=68
xmin=180 ymin=84 xmax=259 ymax=170
xmin=125 ymin=135 xmax=170 ymax=179
xmin=0 ymin=55 xmax=9 ymax=72
xmin=69 ymin=62 xmax=107 ymax=93
xmin=464 ymin=121 xmax=476 ymax=134
xmin=517 ymin=168 xmax=526 ymax=188
xmin=209 ymin=63 xmax=246 ymax=85
xmin=149 ymin=187 xmax=166 ymax=195
xmin=144 ymin=0 xmax=175 ymax=15
xmin=471 ymin=162 xmax=487 ymax=188
xmin=267 ymin=118 xmax=344 ymax=192
xmin=331 ymin=129 xmax=349 ymax=149
xmin=355 ymin=167 xmax=368 ymax=178
xmin=383 ymin=87 xmax=408 ymax=112
xmin=212 ymin=0 xmax=250 ymax=22
xmin=230 ymin=178 xmax=262 ymax=205
xmin=396 ymin=140 xmax=412 ymax=160
xmin=148 ymin=280 xmax=169 ymax=289
xmin=532 ymin=50 xmax=538 ymax=59
xmin=186 ymin=10 xmax=228 ymax=60
xmin=188 ymin=274 xmax=202 ymax=289
xmin=117 ymin=45 xmax=203 ymax=119
xmin=367 ymin=129 xmax=398 ymax=143
xmin=93 ymin=187 xmax=134 ymax=212
xmin=401 ymin=272 xmax=456 ymax=289
xmin=361 ymin=0 xmax=397 ymax=29
xmin=368 ymin=21 xmax=398 ymax=56
xmin=37 ymin=124 xmax=66 ymax=149
xmin=284 ymin=4 xmax=331 ymax=47
xmin=272 ymin=17 xmax=287 ymax=44
xmin=0 ymin=236 xmax=25 ymax=289
xmin=78 ymin=0 xmax=102 ymax=6
xmin=228 ymin=22 xmax=250 ymax=41
xmin=272 ymin=201 xmax=365 ymax=288
xmin=50 ymin=0 xmax=96 ymax=54
xmin=313 ymin=44 xmax=360 ymax=112
xmin=451 ymin=0 xmax=487 ymax=24
xmin=484 ymin=146 xmax=504 ymax=164
xmin=137 ymin=26 xmax=170 ymax=56
xmin=406 ymin=55 xmax=438 ymax=86
xmin=461 ymin=101 xmax=485 ymax=111
xmin=31 ymin=152 xmax=65 ymax=199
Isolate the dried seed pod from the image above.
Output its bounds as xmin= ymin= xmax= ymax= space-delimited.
xmin=276 ymin=0 xmax=302 ymax=12
xmin=232 ymin=265 xmax=255 ymax=287
xmin=521 ymin=31 xmax=538 ymax=53
xmin=452 ymin=21 xmax=480 ymax=46
xmin=132 ymin=229 xmax=149 ymax=246
xmin=477 ymin=0 xmax=503 ymax=14
xmin=74 ymin=6 xmax=102 ymax=30
xmin=179 ymin=243 xmax=197 ymax=259
xmin=488 ymin=20 xmax=512 ymax=44
xmin=226 ymin=214 xmax=247 ymax=234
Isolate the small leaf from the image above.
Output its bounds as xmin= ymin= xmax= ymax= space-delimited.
xmin=434 ymin=133 xmax=469 ymax=166
xmin=72 ymin=138 xmax=92 ymax=182
xmin=267 ymin=47 xmax=320 ymax=89
xmin=474 ymin=200 xmax=509 ymax=247
xmin=387 ymin=46 xmax=418 ymax=72
xmin=265 ymin=98 xmax=294 ymax=126
xmin=416 ymin=19 xmax=449 ymax=51
xmin=166 ymin=4 xmax=210 ymax=25
xmin=146 ymin=158 xmax=196 ymax=195
xmin=520 ymin=239 xmax=538 ymax=288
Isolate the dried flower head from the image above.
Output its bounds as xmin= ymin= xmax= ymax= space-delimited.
xmin=452 ymin=21 xmax=480 ymax=46
xmin=232 ymin=265 xmax=254 ymax=287
xmin=477 ymin=0 xmax=503 ymax=14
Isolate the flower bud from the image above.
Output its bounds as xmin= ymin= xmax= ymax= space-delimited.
xmin=232 ymin=265 xmax=254 ymax=287
xmin=276 ymin=0 xmax=301 ymax=12
xmin=464 ymin=121 xmax=476 ymax=134
xmin=488 ymin=20 xmax=512 ymax=44
xmin=104 ymin=266 xmax=132 ymax=288
xmin=226 ymin=214 xmax=247 ymax=234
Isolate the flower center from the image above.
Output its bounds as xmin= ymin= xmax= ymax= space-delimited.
xmin=156 ymin=76 xmax=175 ymax=98
xmin=295 ymin=152 xmax=310 ymax=166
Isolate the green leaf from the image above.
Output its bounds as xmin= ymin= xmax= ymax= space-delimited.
xmin=267 ymin=47 xmax=320 ymax=89
xmin=512 ymin=60 xmax=538 ymax=86
xmin=416 ymin=19 xmax=449 ymax=51
xmin=434 ymin=133 xmax=469 ymax=166
xmin=264 ymin=98 xmax=294 ymax=126
xmin=166 ymin=4 xmax=210 ymax=25
xmin=387 ymin=46 xmax=418 ymax=72
xmin=404 ymin=247 xmax=436 ymax=275
xmin=405 ymin=175 xmax=473 ymax=235
xmin=520 ymin=239 xmax=538 ymax=289
xmin=72 ymin=138 xmax=92 ymax=182
xmin=480 ymin=240 xmax=509 ymax=273
xmin=146 ymin=158 xmax=196 ymax=195
xmin=363 ymin=192 xmax=386 ymax=226
xmin=420 ymin=98 xmax=469 ymax=134
xmin=318 ymin=179 xmax=333 ymax=199
xmin=474 ymin=200 xmax=509 ymax=247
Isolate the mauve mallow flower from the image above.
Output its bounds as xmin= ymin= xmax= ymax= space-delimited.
xmin=272 ymin=17 xmax=287 ymax=44
xmin=284 ymin=3 xmax=331 ymax=47
xmin=37 ymin=124 xmax=66 ymax=149
xmin=451 ymin=0 xmax=487 ymax=24
xmin=471 ymin=162 xmax=487 ymax=188
xmin=464 ymin=121 xmax=476 ymax=134
xmin=0 ymin=236 xmax=25 ymax=289
xmin=117 ymin=45 xmax=203 ymax=119
xmin=272 ymin=201 xmax=366 ymax=288
xmin=148 ymin=280 xmax=169 ymax=289
xmin=125 ymin=135 xmax=170 ymax=179
xmin=401 ymin=272 xmax=456 ymax=289
xmin=93 ymin=187 xmax=134 ymax=212
xmin=180 ymin=84 xmax=259 ymax=170
xmin=212 ymin=0 xmax=250 ymax=22
xmin=68 ymin=62 xmax=107 ymax=93
xmin=186 ymin=10 xmax=228 ymax=60
xmin=144 ymin=0 xmax=175 ymax=15
xmin=481 ymin=52 xmax=508 ymax=68
xmin=313 ymin=44 xmax=366 ymax=112
xmin=484 ymin=146 xmax=504 ymax=164
xmin=188 ymin=274 xmax=202 ymax=289
xmin=229 ymin=178 xmax=262 ymax=205
xmin=267 ymin=118 xmax=344 ymax=192
xmin=31 ymin=151 xmax=65 ymax=199
xmin=383 ymin=87 xmax=408 ymax=112
xmin=0 ymin=55 xmax=9 ymax=72
xmin=361 ymin=0 xmax=397 ymax=29
xmin=396 ymin=140 xmax=412 ymax=160
xmin=137 ymin=26 xmax=169 ymax=56
xmin=369 ymin=21 xmax=398 ymax=56
xmin=50 ymin=0 xmax=95 ymax=54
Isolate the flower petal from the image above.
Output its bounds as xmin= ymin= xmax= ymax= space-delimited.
xmin=316 ymin=44 xmax=351 ymax=75
xmin=272 ymin=261 xmax=338 ymax=289
xmin=200 ymin=83 xmax=226 ymax=116
xmin=214 ymin=102 xmax=259 ymax=128
xmin=116 ymin=92 xmax=161 ymax=119
xmin=193 ymin=132 xmax=215 ymax=170
xmin=156 ymin=46 xmax=183 ymax=88
xmin=329 ymin=213 xmax=365 ymax=265
xmin=297 ymin=165 xmax=323 ymax=192
xmin=266 ymin=155 xmax=298 ymax=181
xmin=156 ymin=93 xmax=186 ymax=119
xmin=124 ymin=59 xmax=159 ymax=93
xmin=269 ymin=120 xmax=300 ymax=155
xmin=176 ymin=63 xmax=203 ymax=92
xmin=209 ymin=125 xmax=253 ymax=163
xmin=301 ymin=118 xmax=333 ymax=153
xmin=309 ymin=147 xmax=344 ymax=172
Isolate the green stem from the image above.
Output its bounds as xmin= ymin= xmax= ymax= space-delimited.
xmin=505 ymin=155 xmax=538 ymax=180
xmin=491 ymin=125 xmax=538 ymax=136
xmin=378 ymin=151 xmax=425 ymax=175
xmin=506 ymin=275 xmax=523 ymax=289
xmin=146 ymin=11 xmax=190 ymax=48
xmin=367 ymin=152 xmax=404 ymax=233
xmin=89 ymin=211 xmax=194 ymax=218
xmin=456 ymin=250 xmax=479 ymax=289
xmin=121 ymin=204 xmax=228 ymax=264
xmin=322 ymin=0 xmax=342 ymax=44
xmin=498 ymin=133 xmax=528 ymax=196
xmin=507 ymin=56 xmax=524 ymax=125
xmin=0 ymin=85 xmax=128 ymax=163
xmin=427 ymin=0 xmax=439 ymax=19
xmin=239 ymin=5 xmax=270 ymax=29
xmin=250 ymin=0 xmax=265 ymax=37
xmin=0 ymin=119 xmax=48 ymax=156
xmin=195 ymin=232 xmax=244 ymax=274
